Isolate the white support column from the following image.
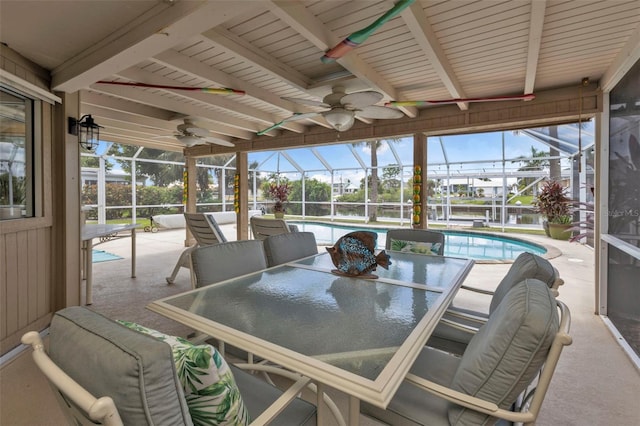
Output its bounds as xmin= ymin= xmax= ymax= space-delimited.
xmin=301 ymin=171 xmax=306 ymax=218
xmin=98 ymin=156 xmax=106 ymax=224
xmin=131 ymin=158 xmax=137 ymax=223
xmin=330 ymin=171 xmax=335 ymax=219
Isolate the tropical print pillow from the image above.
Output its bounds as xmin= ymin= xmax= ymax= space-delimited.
xmin=390 ymin=238 xmax=441 ymax=255
xmin=117 ymin=321 xmax=250 ymax=426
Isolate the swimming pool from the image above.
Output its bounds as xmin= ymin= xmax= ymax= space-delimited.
xmin=289 ymin=221 xmax=547 ymax=262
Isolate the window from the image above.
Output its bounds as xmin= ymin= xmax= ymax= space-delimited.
xmin=0 ymin=86 xmax=34 ymax=220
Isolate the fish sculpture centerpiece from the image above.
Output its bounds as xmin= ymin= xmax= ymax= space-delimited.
xmin=326 ymin=231 xmax=391 ymax=279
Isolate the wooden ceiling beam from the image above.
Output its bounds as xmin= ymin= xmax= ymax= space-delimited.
xmin=403 ymin=1 xmax=468 ymax=111
xmin=524 ymin=1 xmax=547 ymax=94
xmin=52 ymin=1 xmax=256 ymax=92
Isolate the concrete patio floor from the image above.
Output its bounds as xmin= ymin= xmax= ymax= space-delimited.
xmin=2 ymin=224 xmax=639 ymax=425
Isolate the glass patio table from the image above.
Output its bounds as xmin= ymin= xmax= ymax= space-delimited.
xmin=148 ymin=251 xmax=474 ymax=424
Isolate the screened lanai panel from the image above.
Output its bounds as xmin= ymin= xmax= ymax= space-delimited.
xmin=526 ymin=122 xmax=595 ymax=155
xmin=249 ymin=151 xmax=297 ymax=174
xmin=282 ymin=147 xmax=326 ymax=172
xmin=374 ymin=138 xmax=413 ymax=167
xmin=312 ymin=144 xmax=363 ymax=170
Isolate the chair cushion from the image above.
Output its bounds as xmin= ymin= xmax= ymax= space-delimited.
xmin=360 ymin=347 xmax=459 ymax=426
xmin=118 ymin=321 xmax=250 ymax=426
xmin=48 ymin=307 xmax=193 ymax=426
xmin=448 ymin=279 xmax=559 ymax=426
xmin=191 ymin=240 xmax=267 ymax=288
xmin=489 ymin=252 xmax=557 ymax=313
xmin=263 ymin=231 xmax=318 ymax=267
xmin=390 ymin=238 xmax=441 ymax=256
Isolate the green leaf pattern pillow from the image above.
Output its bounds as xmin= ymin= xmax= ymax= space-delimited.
xmin=117 ymin=321 xmax=250 ymax=426
xmin=390 ymin=238 xmax=441 ymax=255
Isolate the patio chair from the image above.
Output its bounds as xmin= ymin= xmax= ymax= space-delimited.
xmin=386 ymin=229 xmax=446 ymax=255
xmin=166 ymin=213 xmax=228 ymax=284
xmin=250 ymin=216 xmax=299 ymax=240
xmin=361 ymin=278 xmax=572 ymax=426
xmin=263 ymin=232 xmax=318 ymax=267
xmin=428 ymin=251 xmax=564 ymax=355
xmin=21 ymin=306 xmax=318 ymax=426
xmin=190 ymin=240 xmax=267 ymax=289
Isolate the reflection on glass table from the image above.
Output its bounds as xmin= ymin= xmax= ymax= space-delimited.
xmin=148 ymin=251 xmax=474 ymax=425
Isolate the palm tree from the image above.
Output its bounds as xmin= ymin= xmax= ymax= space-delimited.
xmin=511 ymin=146 xmax=549 ymax=194
xmin=352 ymin=138 xmax=401 ymax=221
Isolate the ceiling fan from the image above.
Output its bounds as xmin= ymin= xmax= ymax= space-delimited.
xmin=258 ymin=87 xmax=404 ymax=135
xmin=173 ymin=119 xmax=234 ymax=147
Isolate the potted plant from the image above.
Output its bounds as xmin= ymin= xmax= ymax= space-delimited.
xmin=268 ymin=182 xmax=290 ymax=218
xmin=532 ymin=180 xmax=573 ymax=240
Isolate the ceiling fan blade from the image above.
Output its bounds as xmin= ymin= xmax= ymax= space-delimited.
xmin=186 ymin=127 xmax=210 ymax=137
xmin=281 ymin=96 xmax=331 ymax=108
xmin=386 ymin=93 xmax=536 ymax=107
xmin=341 ymin=91 xmax=384 ymax=109
xmin=356 ymin=105 xmax=405 ymax=119
xmin=176 ymin=134 xmax=203 ymax=147
xmin=203 ymin=137 xmax=234 ymax=147
xmin=321 ymin=0 xmax=415 ymax=63
xmin=257 ymin=112 xmax=321 ymax=135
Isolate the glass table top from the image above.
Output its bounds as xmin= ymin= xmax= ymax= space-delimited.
xmin=149 ymin=251 xmax=474 ymax=406
xmin=162 ymin=266 xmax=442 ymax=380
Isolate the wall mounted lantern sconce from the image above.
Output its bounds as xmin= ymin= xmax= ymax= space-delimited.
xmin=68 ymin=114 xmax=102 ymax=151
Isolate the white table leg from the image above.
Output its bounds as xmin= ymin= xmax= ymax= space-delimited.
xmin=349 ymin=395 xmax=360 ymax=425
xmin=131 ymin=228 xmax=136 ymax=278
xmin=85 ymin=238 xmax=93 ymax=305
xmin=316 ymin=382 xmax=326 ymax=425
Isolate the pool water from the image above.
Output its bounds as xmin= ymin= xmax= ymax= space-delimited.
xmin=289 ymin=221 xmax=546 ymax=261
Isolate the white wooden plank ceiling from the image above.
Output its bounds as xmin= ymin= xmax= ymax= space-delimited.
xmin=0 ymin=0 xmax=638 ymax=152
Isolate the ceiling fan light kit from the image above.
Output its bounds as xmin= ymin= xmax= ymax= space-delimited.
xmin=173 ymin=119 xmax=234 ymax=147
xmin=324 ymin=108 xmax=356 ymax=131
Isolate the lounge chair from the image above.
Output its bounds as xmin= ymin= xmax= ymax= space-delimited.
xmin=362 ymin=278 xmax=572 ymax=426
xmin=250 ymin=216 xmax=298 ymax=240
xmin=21 ymin=306 xmax=318 ymax=426
xmin=166 ymin=213 xmax=228 ymax=284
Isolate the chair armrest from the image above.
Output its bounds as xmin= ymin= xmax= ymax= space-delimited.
xmin=249 ymin=375 xmax=311 ymax=426
xmin=445 ymin=308 xmax=489 ymax=325
xmin=234 ymin=363 xmax=346 ymax=426
xmin=438 ymin=317 xmax=481 ymax=335
xmin=404 ymin=373 xmax=536 ymax=424
xmin=459 ymin=284 xmax=495 ymax=296
xmin=21 ymin=332 xmax=124 ymax=426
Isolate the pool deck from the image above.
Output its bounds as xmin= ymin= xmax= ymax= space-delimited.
xmin=2 ymin=223 xmax=639 ymax=425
